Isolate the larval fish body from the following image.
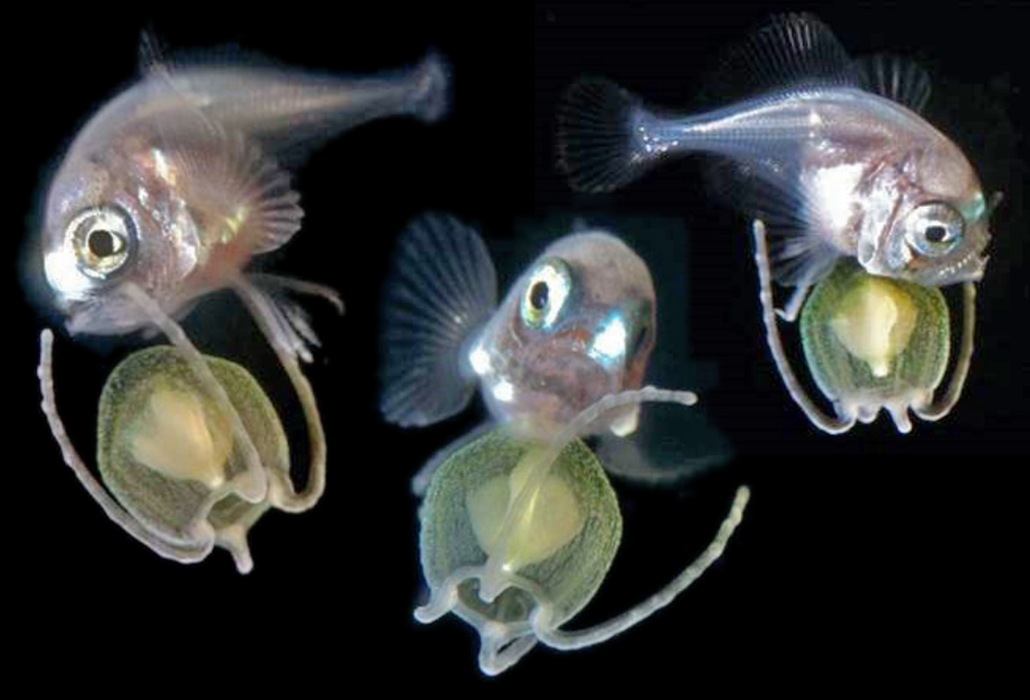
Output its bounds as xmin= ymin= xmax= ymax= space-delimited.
xmin=559 ymin=13 xmax=997 ymax=290
xmin=380 ymin=215 xmax=656 ymax=440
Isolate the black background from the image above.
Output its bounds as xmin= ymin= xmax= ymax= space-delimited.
xmin=9 ymin=1 xmax=1027 ymax=690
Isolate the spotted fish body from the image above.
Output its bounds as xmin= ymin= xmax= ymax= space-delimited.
xmin=380 ymin=215 xmax=657 ymax=440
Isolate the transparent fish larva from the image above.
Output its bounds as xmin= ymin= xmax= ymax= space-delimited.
xmin=414 ymin=387 xmax=750 ymax=675
xmin=40 ymin=337 xmax=307 ymax=573
xmin=753 ymin=220 xmax=975 ymax=434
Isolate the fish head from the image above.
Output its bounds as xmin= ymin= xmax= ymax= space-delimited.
xmin=472 ymin=231 xmax=656 ymax=438
xmin=863 ymin=146 xmax=993 ymax=287
xmin=41 ymin=140 xmax=203 ymax=336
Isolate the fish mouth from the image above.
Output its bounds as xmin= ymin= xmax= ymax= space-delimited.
xmin=906 ymin=245 xmax=987 ymax=286
xmin=63 ymin=294 xmax=147 ymax=336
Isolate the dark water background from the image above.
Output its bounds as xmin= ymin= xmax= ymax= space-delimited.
xmin=8 ymin=1 xmax=1026 ymax=690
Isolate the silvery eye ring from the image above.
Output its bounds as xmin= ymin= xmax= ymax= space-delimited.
xmin=68 ymin=205 xmax=136 ymax=280
xmin=521 ymin=258 xmax=573 ymax=330
xmin=905 ymin=202 xmax=964 ymax=258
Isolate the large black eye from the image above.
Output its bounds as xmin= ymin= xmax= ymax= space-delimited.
xmin=521 ymin=258 xmax=572 ymax=329
xmin=529 ymin=281 xmax=549 ymax=311
xmin=905 ymin=202 xmax=964 ymax=258
xmin=69 ymin=206 xmax=135 ymax=279
xmin=924 ymin=225 xmax=947 ymax=244
xmin=87 ymin=229 xmax=121 ymax=258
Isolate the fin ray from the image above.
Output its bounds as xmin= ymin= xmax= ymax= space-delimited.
xmin=706 ymin=157 xmax=841 ymax=287
xmin=705 ymin=13 xmax=859 ymax=103
xmin=171 ymin=127 xmax=303 ymax=256
xmin=380 ymin=214 xmax=498 ymax=427
xmin=557 ymin=78 xmax=657 ymax=193
xmin=855 ymin=54 xmax=932 ymax=113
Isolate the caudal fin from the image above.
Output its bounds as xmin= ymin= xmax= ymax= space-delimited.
xmin=557 ymin=77 xmax=659 ymax=193
xmin=407 ymin=50 xmax=451 ymax=124
xmin=380 ymin=214 xmax=497 ymax=427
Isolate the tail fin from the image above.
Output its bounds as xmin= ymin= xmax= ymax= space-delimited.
xmin=380 ymin=214 xmax=497 ymax=427
xmin=407 ymin=50 xmax=451 ymax=124
xmin=557 ymin=77 xmax=659 ymax=193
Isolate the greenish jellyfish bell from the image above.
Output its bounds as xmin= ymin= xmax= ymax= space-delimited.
xmin=415 ymin=387 xmax=750 ymax=676
xmin=97 ymin=346 xmax=290 ymax=573
xmin=417 ymin=428 xmax=622 ymax=675
xmin=800 ymin=260 xmax=951 ymax=432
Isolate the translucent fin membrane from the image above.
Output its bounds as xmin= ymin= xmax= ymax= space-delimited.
xmin=557 ymin=78 xmax=656 ymax=193
xmin=380 ymin=213 xmax=497 ymax=427
xmin=710 ymin=12 xmax=859 ymax=101
xmin=855 ymin=54 xmax=932 ymax=114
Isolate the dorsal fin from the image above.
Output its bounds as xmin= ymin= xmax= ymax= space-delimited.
xmin=138 ymin=28 xmax=169 ymax=76
xmin=854 ymin=54 xmax=932 ymax=113
xmin=706 ymin=13 xmax=859 ymax=103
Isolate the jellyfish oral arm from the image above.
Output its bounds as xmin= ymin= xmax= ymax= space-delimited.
xmin=119 ymin=283 xmax=270 ymax=504
xmin=413 ymin=565 xmax=541 ymax=676
xmin=480 ymin=387 xmax=699 ymax=599
xmin=753 ymin=219 xmax=856 ymax=434
xmin=38 ymin=329 xmax=212 ymax=564
xmin=533 ymin=485 xmax=750 ymax=650
xmin=231 ymin=274 xmax=331 ymax=512
xmin=914 ymin=281 xmax=976 ymax=421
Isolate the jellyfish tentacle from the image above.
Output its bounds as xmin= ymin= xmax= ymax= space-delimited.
xmin=776 ymin=283 xmax=811 ymax=323
xmin=481 ymin=634 xmax=538 ymax=677
xmin=533 ymin=485 xmax=751 ymax=650
xmin=915 ymin=281 xmax=976 ymax=421
xmin=753 ymin=219 xmax=856 ymax=434
xmin=38 ymin=329 xmax=212 ymax=564
xmin=120 ymin=283 xmax=270 ymax=504
xmin=231 ymin=274 xmax=326 ymax=513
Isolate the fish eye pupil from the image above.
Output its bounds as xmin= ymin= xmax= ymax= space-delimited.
xmin=530 ymin=281 xmax=549 ymax=311
xmin=88 ymin=229 xmax=118 ymax=257
xmin=924 ymin=225 xmax=948 ymax=244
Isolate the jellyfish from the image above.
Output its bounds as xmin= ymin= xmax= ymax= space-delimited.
xmin=38 ymin=337 xmax=312 ymax=573
xmin=753 ymin=220 xmax=976 ymax=434
xmin=414 ymin=386 xmax=750 ymax=675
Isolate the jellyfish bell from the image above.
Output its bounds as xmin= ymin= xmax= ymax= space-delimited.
xmin=753 ymin=219 xmax=975 ymax=434
xmin=39 ymin=336 xmax=313 ymax=573
xmin=417 ymin=429 xmax=620 ymax=674
xmin=801 ymin=261 xmax=956 ymax=433
xmin=414 ymin=387 xmax=750 ymax=675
